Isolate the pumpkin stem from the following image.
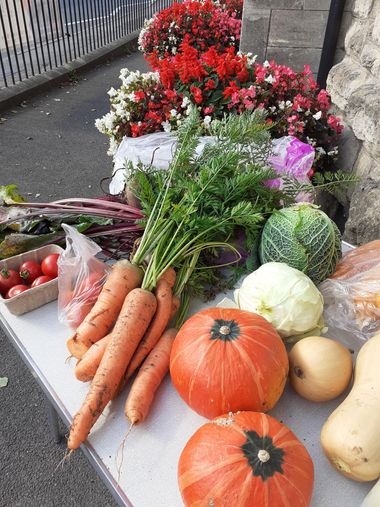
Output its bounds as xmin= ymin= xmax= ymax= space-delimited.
xmin=219 ymin=325 xmax=230 ymax=335
xmin=258 ymin=449 xmax=270 ymax=463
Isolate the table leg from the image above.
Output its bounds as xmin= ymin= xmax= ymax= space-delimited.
xmin=44 ymin=397 xmax=61 ymax=443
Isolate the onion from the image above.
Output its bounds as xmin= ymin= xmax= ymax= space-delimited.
xmin=289 ymin=336 xmax=353 ymax=402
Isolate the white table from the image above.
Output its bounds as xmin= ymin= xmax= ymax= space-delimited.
xmin=0 ymin=242 xmax=374 ymax=507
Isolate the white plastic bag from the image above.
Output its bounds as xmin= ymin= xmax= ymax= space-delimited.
xmin=110 ymin=133 xmax=315 ymax=198
xmin=110 ymin=132 xmax=216 ymax=194
xmin=57 ymin=224 xmax=111 ymax=329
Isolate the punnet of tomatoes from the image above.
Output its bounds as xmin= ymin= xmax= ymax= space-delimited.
xmin=0 ymin=253 xmax=60 ymax=299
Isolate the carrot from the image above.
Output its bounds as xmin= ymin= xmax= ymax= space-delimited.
xmin=159 ymin=267 xmax=176 ymax=288
xmin=124 ymin=279 xmax=172 ymax=381
xmin=67 ymin=260 xmax=143 ymax=359
xmin=170 ymin=295 xmax=180 ymax=320
xmin=74 ymin=334 xmax=112 ymax=382
xmin=125 ymin=328 xmax=177 ymax=424
xmin=67 ymin=288 xmax=157 ymax=450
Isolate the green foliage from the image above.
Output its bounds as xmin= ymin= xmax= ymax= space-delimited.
xmin=0 ymin=185 xmax=25 ymax=204
xmin=131 ymin=107 xmax=301 ymax=295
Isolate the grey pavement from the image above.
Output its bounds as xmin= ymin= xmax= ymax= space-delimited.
xmin=0 ymin=50 xmax=149 ymax=507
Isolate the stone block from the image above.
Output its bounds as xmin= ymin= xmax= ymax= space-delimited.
xmin=253 ymin=0 xmax=303 ymax=8
xmin=304 ymin=0 xmax=331 ymax=9
xmin=372 ymin=13 xmax=380 ymax=44
xmin=266 ymin=46 xmax=322 ymax=72
xmin=327 ymin=57 xmax=369 ymax=111
xmin=337 ymin=122 xmax=362 ymax=174
xmin=268 ymin=10 xmax=328 ymax=48
xmin=353 ymin=0 xmax=374 ymax=18
xmin=360 ymin=42 xmax=380 ymax=75
xmin=345 ymin=18 xmax=371 ymax=58
xmin=344 ymin=175 xmax=380 ymax=245
xmin=240 ymin=6 xmax=270 ymax=61
xmin=347 ymin=81 xmax=380 ymax=143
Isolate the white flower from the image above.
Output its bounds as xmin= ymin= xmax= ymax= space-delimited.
xmin=170 ymin=109 xmax=178 ymax=118
xmin=265 ymin=74 xmax=276 ymax=84
xmin=181 ymin=96 xmax=191 ymax=108
xmin=127 ymin=92 xmax=137 ymax=102
xmin=115 ymin=103 xmax=126 ymax=117
xmin=313 ymin=111 xmax=322 ymax=120
xmin=316 ymin=146 xmax=326 ymax=155
xmin=97 ymin=112 xmax=116 ymax=132
xmin=107 ymin=137 xmax=119 ymax=156
xmin=203 ymin=115 xmax=212 ymax=128
xmin=263 ymin=60 xmax=270 ymax=68
xmin=269 ymin=106 xmax=277 ymax=113
xmin=107 ymin=87 xmax=117 ymax=98
xmin=95 ymin=117 xmax=105 ymax=132
xmin=286 ymin=100 xmax=292 ymax=107
xmin=278 ymin=101 xmax=285 ymax=111
xmin=162 ymin=121 xmax=172 ymax=132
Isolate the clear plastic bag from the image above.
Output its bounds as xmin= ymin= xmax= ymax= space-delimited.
xmin=320 ymin=241 xmax=380 ymax=341
xmin=57 ymin=224 xmax=111 ymax=329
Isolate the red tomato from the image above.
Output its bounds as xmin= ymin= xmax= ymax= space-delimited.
xmin=76 ymin=272 xmax=104 ymax=295
xmin=41 ymin=254 xmax=60 ymax=278
xmin=6 ymin=284 xmax=30 ymax=298
xmin=66 ymin=301 xmax=94 ymax=329
xmin=31 ymin=275 xmax=53 ymax=287
xmin=19 ymin=260 xmax=43 ymax=284
xmin=0 ymin=269 xmax=23 ymax=296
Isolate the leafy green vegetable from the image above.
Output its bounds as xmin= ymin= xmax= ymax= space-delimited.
xmin=130 ymin=107 xmax=299 ymax=304
xmin=259 ymin=203 xmax=342 ymax=285
xmin=0 ymin=232 xmax=63 ymax=259
xmin=0 ymin=185 xmax=25 ymax=204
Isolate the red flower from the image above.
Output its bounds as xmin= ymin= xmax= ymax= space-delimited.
xmin=205 ymin=79 xmax=216 ymax=90
xmin=190 ymin=85 xmax=203 ymax=104
xmin=134 ymin=91 xmax=146 ymax=102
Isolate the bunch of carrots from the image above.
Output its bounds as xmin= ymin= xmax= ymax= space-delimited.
xmin=67 ymin=259 xmax=180 ymax=450
xmin=65 ymin=108 xmax=284 ymax=451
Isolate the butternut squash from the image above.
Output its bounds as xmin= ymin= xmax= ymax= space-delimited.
xmin=320 ymin=333 xmax=380 ymax=482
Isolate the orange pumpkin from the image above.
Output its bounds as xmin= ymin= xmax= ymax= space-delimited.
xmin=170 ymin=308 xmax=288 ymax=418
xmin=178 ymin=411 xmax=314 ymax=507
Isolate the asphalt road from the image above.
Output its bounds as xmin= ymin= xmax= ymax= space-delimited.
xmin=0 ymin=50 xmax=149 ymax=507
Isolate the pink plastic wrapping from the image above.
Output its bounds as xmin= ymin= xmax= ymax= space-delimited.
xmin=267 ymin=136 xmax=315 ymax=201
xmin=57 ymin=224 xmax=111 ymax=329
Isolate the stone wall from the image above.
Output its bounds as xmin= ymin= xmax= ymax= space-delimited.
xmin=327 ymin=0 xmax=380 ymax=245
xmin=240 ymin=0 xmax=352 ymax=74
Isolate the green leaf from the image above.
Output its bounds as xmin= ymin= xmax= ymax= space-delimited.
xmin=0 ymin=233 xmax=63 ymax=259
xmin=0 ymin=185 xmax=25 ymax=204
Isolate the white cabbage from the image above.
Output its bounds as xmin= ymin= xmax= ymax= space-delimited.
xmin=234 ymin=262 xmax=324 ymax=338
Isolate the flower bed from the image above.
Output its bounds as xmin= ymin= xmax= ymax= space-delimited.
xmin=97 ymin=43 xmax=342 ymax=175
xmin=138 ymin=0 xmax=241 ymax=58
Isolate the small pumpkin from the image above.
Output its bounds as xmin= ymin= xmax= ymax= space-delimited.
xmin=178 ymin=411 xmax=314 ymax=507
xmin=170 ymin=308 xmax=289 ymax=418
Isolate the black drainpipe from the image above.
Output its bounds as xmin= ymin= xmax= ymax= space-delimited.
xmin=317 ymin=0 xmax=346 ymax=90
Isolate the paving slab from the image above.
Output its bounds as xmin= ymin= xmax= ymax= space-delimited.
xmin=0 ymin=50 xmax=149 ymax=507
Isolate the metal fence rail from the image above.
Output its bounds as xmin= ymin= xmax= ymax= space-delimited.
xmin=0 ymin=0 xmax=177 ymax=88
